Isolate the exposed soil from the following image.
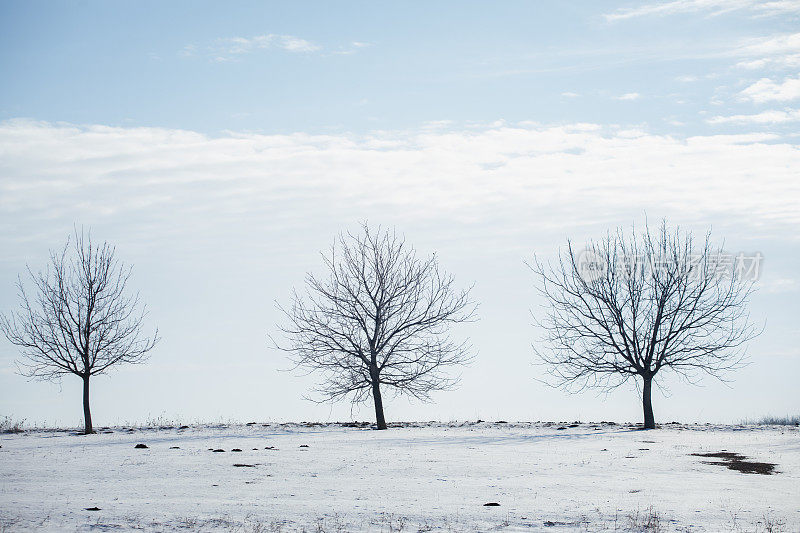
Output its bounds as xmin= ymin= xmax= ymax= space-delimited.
xmin=691 ymin=451 xmax=776 ymax=475
xmin=692 ymin=451 xmax=745 ymax=460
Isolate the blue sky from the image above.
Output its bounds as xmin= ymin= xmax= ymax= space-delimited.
xmin=0 ymin=1 xmax=798 ymax=426
xmin=3 ymin=1 xmax=799 ymax=135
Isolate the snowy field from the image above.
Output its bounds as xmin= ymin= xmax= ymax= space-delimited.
xmin=1 ymin=422 xmax=798 ymax=532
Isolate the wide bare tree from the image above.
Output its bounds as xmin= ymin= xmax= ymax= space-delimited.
xmin=0 ymin=230 xmax=158 ymax=434
xmin=530 ymin=221 xmax=758 ymax=429
xmin=277 ymin=224 xmax=475 ymax=429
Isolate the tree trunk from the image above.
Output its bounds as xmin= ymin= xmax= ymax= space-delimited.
xmin=371 ymin=377 xmax=387 ymax=430
xmin=82 ymin=374 xmax=94 ymax=434
xmin=642 ymin=375 xmax=655 ymax=429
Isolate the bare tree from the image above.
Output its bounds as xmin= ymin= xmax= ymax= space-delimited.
xmin=0 ymin=229 xmax=159 ymax=434
xmin=529 ymin=221 xmax=758 ymax=429
xmin=276 ymin=224 xmax=475 ymax=429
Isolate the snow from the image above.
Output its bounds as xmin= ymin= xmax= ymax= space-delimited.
xmin=1 ymin=422 xmax=798 ymax=531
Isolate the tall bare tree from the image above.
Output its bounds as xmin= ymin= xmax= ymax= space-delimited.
xmin=0 ymin=230 xmax=158 ymax=434
xmin=277 ymin=224 xmax=475 ymax=429
xmin=530 ymin=221 xmax=758 ymax=429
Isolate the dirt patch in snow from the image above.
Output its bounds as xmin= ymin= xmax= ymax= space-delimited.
xmin=691 ymin=451 xmax=777 ymax=475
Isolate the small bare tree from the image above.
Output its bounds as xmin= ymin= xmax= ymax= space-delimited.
xmin=277 ymin=224 xmax=475 ymax=429
xmin=530 ymin=221 xmax=758 ymax=429
xmin=0 ymin=230 xmax=158 ymax=434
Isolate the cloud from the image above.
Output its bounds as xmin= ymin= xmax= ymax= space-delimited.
xmin=0 ymin=118 xmax=798 ymax=258
xmin=707 ymin=108 xmax=800 ymax=124
xmin=189 ymin=35 xmax=371 ymax=61
xmin=277 ymin=35 xmax=320 ymax=53
xmin=561 ymin=91 xmax=580 ymax=98
xmin=740 ymin=76 xmax=800 ymax=103
xmin=733 ymin=33 xmax=800 ymax=70
xmin=178 ymin=44 xmax=197 ymax=58
xmin=736 ymin=32 xmax=800 ymax=58
xmin=190 ymin=34 xmax=322 ymax=62
xmin=615 ymin=93 xmax=641 ymax=101
xmin=736 ymin=55 xmax=800 ymax=69
xmin=761 ymin=277 xmax=800 ymax=293
xmin=331 ymin=41 xmax=372 ymax=56
xmin=604 ymin=0 xmax=800 ymax=22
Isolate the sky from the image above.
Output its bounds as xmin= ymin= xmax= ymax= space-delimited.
xmin=0 ymin=0 xmax=798 ymax=427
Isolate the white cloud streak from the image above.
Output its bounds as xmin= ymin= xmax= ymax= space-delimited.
xmin=1 ymin=119 xmax=798 ymax=254
xmin=331 ymin=41 xmax=372 ymax=56
xmin=733 ymin=33 xmax=800 ymax=70
xmin=192 ymin=34 xmax=322 ymax=62
xmin=740 ymin=76 xmax=800 ymax=103
xmin=605 ymin=0 xmax=800 ymax=22
xmin=186 ymin=35 xmax=370 ymax=61
xmin=707 ymin=108 xmax=800 ymax=124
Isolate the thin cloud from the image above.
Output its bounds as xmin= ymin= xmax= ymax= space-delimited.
xmin=1 ymin=118 xmax=798 ymax=253
xmin=178 ymin=44 xmax=197 ymax=58
xmin=331 ymin=41 xmax=372 ymax=56
xmin=707 ymin=108 xmax=800 ymax=124
xmin=733 ymin=32 xmax=800 ymax=70
xmin=604 ymin=0 xmax=800 ymax=22
xmin=736 ymin=55 xmax=800 ymax=69
xmin=740 ymin=76 xmax=800 ymax=103
xmin=760 ymin=277 xmax=800 ymax=294
xmin=279 ymin=36 xmax=320 ymax=53
xmin=186 ymin=34 xmax=323 ymax=62
xmin=615 ymin=92 xmax=641 ymax=101
xmin=736 ymin=32 xmax=800 ymax=58
xmin=188 ymin=35 xmax=371 ymax=62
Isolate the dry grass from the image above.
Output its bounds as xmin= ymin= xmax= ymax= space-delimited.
xmin=741 ymin=415 xmax=799 ymax=426
xmin=0 ymin=416 xmax=26 ymax=434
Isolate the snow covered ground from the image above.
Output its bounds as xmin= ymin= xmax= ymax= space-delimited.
xmin=1 ymin=422 xmax=798 ymax=532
